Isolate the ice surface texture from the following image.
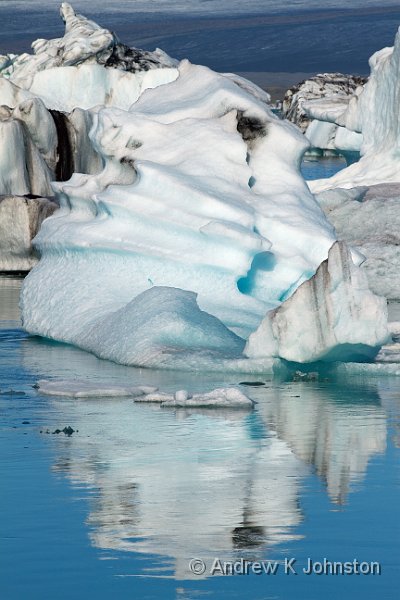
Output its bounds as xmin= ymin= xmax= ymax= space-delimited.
xmin=0 ymin=196 xmax=57 ymax=271
xmin=316 ymin=184 xmax=400 ymax=300
xmin=246 ymin=242 xmax=389 ymax=363
xmin=283 ymin=73 xmax=366 ymax=134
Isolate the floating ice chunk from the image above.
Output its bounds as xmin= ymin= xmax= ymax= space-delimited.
xmin=304 ymin=119 xmax=363 ymax=158
xmin=21 ymin=59 xmax=336 ymax=347
xmin=135 ymin=387 xmax=255 ymax=408
xmin=305 ymin=119 xmax=338 ymax=151
xmin=163 ymin=388 xmax=255 ymax=408
xmin=174 ymin=390 xmax=191 ymax=403
xmin=303 ymin=97 xmax=351 ymax=125
xmin=245 ymin=242 xmax=390 ymax=363
xmin=37 ymin=379 xmax=158 ymax=398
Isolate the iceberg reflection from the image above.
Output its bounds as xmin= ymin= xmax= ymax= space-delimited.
xmin=44 ymin=379 xmax=386 ymax=578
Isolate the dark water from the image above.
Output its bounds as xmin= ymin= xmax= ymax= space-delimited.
xmin=301 ymin=155 xmax=347 ymax=180
xmin=1 ymin=277 xmax=399 ymax=599
xmin=1 ymin=4 xmax=400 ymax=74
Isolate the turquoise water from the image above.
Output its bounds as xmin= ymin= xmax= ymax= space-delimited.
xmin=1 ymin=276 xmax=399 ymax=599
xmin=301 ymin=155 xmax=347 ymax=181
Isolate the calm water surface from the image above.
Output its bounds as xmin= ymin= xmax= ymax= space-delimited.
xmin=0 ymin=276 xmax=399 ymax=600
xmin=301 ymin=155 xmax=347 ymax=180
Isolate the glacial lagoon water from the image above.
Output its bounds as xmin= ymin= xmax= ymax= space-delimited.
xmin=1 ymin=275 xmax=399 ymax=600
xmin=301 ymin=155 xmax=347 ymax=181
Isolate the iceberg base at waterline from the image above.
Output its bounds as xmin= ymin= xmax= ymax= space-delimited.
xmin=245 ymin=242 xmax=390 ymax=364
xmin=0 ymin=195 xmax=57 ymax=271
xmin=22 ymin=285 xmax=273 ymax=373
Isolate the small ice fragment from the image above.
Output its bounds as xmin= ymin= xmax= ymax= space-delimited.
xmin=175 ymin=390 xmax=190 ymax=402
xmin=36 ymin=379 xmax=158 ymax=398
xmin=161 ymin=387 xmax=255 ymax=408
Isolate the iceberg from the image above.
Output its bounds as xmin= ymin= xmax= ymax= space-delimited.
xmin=0 ymin=3 xmax=179 ymax=197
xmin=37 ymin=379 xmax=158 ymax=398
xmin=2 ymin=3 xmax=385 ymax=372
xmin=282 ymin=73 xmax=365 ymax=161
xmin=308 ymin=27 xmax=400 ymax=191
xmin=245 ymin=242 xmax=389 ymax=363
xmin=1 ymin=2 xmax=177 ymax=81
xmin=18 ymin=7 xmax=337 ymax=361
xmin=283 ymin=73 xmax=366 ymax=133
xmin=315 ymin=183 xmax=400 ymax=299
xmin=0 ymin=195 xmax=57 ymax=271
xmin=136 ymin=387 xmax=255 ymax=408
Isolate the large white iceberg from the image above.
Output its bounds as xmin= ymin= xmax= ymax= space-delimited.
xmin=4 ymin=3 xmax=387 ymax=371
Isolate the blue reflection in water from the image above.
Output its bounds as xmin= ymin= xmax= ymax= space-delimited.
xmin=0 ymin=277 xmax=399 ymax=600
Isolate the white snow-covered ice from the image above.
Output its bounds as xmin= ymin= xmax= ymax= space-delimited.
xmin=18 ymin=6 xmax=342 ymax=370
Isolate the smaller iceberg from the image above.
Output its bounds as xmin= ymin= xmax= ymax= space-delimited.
xmin=245 ymin=242 xmax=389 ymax=363
xmin=36 ymin=379 xmax=254 ymax=408
xmin=36 ymin=380 xmax=158 ymax=398
xmin=136 ymin=388 xmax=255 ymax=408
xmin=307 ymin=26 xmax=400 ymax=190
